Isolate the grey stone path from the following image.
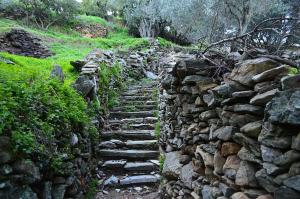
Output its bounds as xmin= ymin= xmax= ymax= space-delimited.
xmin=96 ymin=81 xmax=160 ymax=198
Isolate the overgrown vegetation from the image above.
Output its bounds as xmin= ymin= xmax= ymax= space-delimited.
xmin=159 ymin=154 xmax=165 ymax=172
xmin=155 ymin=121 xmax=161 ymax=139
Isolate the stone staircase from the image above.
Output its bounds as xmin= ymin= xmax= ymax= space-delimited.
xmin=97 ymin=81 xmax=160 ymax=190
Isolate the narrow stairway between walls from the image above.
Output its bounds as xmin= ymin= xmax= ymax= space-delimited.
xmin=96 ymin=80 xmax=161 ymax=199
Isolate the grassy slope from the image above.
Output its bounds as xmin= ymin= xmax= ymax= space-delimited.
xmin=0 ymin=15 xmax=149 ymax=84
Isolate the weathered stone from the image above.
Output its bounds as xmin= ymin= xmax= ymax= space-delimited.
xmin=250 ymin=89 xmax=278 ymax=106
xmin=266 ymin=89 xmax=300 ymax=126
xmin=258 ymin=122 xmax=292 ymax=149
xmin=233 ymin=133 xmax=261 ymax=157
xmin=240 ymin=121 xmax=262 ymax=138
xmin=214 ymin=151 xmax=226 ymax=175
xmin=0 ymin=136 xmax=11 ymax=149
xmin=274 ymin=173 xmax=290 ymax=185
xmin=231 ymin=192 xmax=250 ymax=199
xmin=12 ymin=160 xmax=41 ymax=183
xmin=261 ymin=145 xmax=282 ymax=163
xmin=162 ymin=151 xmax=183 ymax=180
xmin=281 ymin=74 xmax=300 ymax=90
xmin=254 ymin=81 xmax=279 ymax=94
xmin=200 ymin=110 xmax=217 ymax=120
xmin=212 ymin=126 xmax=237 ymax=141
xmin=252 ymin=65 xmax=289 ymax=83
xmin=263 ymin=163 xmax=286 ymax=175
xmin=180 ymin=162 xmax=194 ymax=189
xmin=237 ymin=147 xmax=261 ymax=164
xmin=73 ymin=75 xmax=95 ymax=97
xmin=179 ymin=155 xmax=192 ymax=164
xmin=235 ymin=161 xmax=258 ymax=187
xmin=182 ymin=75 xmax=212 ymax=86
xmin=219 ymin=182 xmax=235 ymax=197
xmin=196 ymin=146 xmax=214 ymax=167
xmin=256 ymin=194 xmax=273 ymax=199
xmin=221 ymin=142 xmax=241 ymax=157
xmin=202 ymin=185 xmax=214 ymax=199
xmin=232 ymin=90 xmax=256 ymax=98
xmin=43 ymin=181 xmax=52 ymax=199
xmin=255 ymin=169 xmax=278 ymax=192
xmin=52 ymin=184 xmax=67 ymax=199
xmin=273 ymin=150 xmax=300 ymax=166
xmin=0 ymin=151 xmax=12 ymax=164
xmin=50 ymin=65 xmax=64 ymax=82
xmin=119 ymin=175 xmax=159 ymax=185
xmin=283 ymin=175 xmax=300 ymax=192
xmin=274 ymin=186 xmax=300 ymax=199
xmin=289 ymin=162 xmax=300 ymax=176
xmin=223 ymin=155 xmax=240 ymax=180
xmin=229 ymin=58 xmax=279 ymax=87
xmin=233 ymin=104 xmax=264 ymax=115
xmin=292 ymin=132 xmax=300 ymax=151
xmin=104 ymin=175 xmax=119 ymax=186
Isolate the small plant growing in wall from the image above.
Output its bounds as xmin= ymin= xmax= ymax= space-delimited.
xmin=155 ymin=121 xmax=161 ymax=139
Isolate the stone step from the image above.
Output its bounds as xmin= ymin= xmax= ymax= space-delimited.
xmin=104 ymin=174 xmax=160 ymax=187
xmin=109 ymin=111 xmax=156 ymax=119
xmin=109 ymin=123 xmax=155 ymax=131
xmin=98 ymin=149 xmax=159 ymax=159
xmin=122 ymin=89 xmax=154 ymax=96
xmin=102 ymin=160 xmax=159 ymax=172
xmin=99 ymin=140 xmax=158 ymax=150
xmin=108 ymin=117 xmax=158 ymax=125
xmin=111 ymin=105 xmax=157 ymax=112
xmin=120 ymin=95 xmax=154 ymax=101
xmin=101 ymin=130 xmax=156 ymax=140
xmin=121 ymin=100 xmax=157 ymax=106
xmin=127 ymin=84 xmax=157 ymax=90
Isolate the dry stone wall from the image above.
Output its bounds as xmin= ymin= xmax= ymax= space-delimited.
xmin=159 ymin=52 xmax=300 ymax=199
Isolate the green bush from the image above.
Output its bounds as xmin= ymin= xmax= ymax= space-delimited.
xmin=12 ymin=131 xmax=36 ymax=154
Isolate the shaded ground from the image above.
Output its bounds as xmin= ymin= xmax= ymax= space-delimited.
xmin=95 ymin=187 xmax=160 ymax=199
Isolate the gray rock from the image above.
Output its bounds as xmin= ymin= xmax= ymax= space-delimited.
xmin=103 ymin=160 xmax=127 ymax=168
xmin=50 ymin=65 xmax=64 ymax=82
xmin=0 ymin=151 xmax=12 ymax=164
xmin=281 ymin=74 xmax=300 ymax=90
xmin=274 ymin=186 xmax=300 ymax=199
xmin=214 ymin=150 xmax=226 ymax=175
xmin=232 ymin=90 xmax=256 ymax=98
xmin=182 ymin=75 xmax=211 ymax=86
xmin=237 ymin=147 xmax=261 ymax=164
xmin=252 ymin=65 xmax=289 ymax=83
xmin=240 ymin=121 xmax=262 ymax=138
xmin=235 ymin=161 xmax=258 ymax=187
xmin=145 ymin=71 xmax=158 ymax=80
xmin=283 ymin=175 xmax=300 ymax=192
xmin=124 ymin=162 xmax=157 ymax=171
xmin=104 ymin=175 xmax=119 ymax=186
xmin=261 ymin=145 xmax=282 ymax=162
xmin=162 ymin=151 xmax=183 ymax=180
xmin=0 ymin=136 xmax=11 ymax=149
xmin=52 ymin=185 xmax=67 ymax=199
xmin=202 ymin=185 xmax=214 ymax=199
xmin=254 ymin=81 xmax=279 ymax=94
xmin=212 ymin=126 xmax=237 ymax=141
xmin=119 ymin=175 xmax=159 ymax=185
xmin=273 ymin=150 xmax=300 ymax=166
xmin=233 ymin=104 xmax=264 ymax=115
xmin=43 ymin=181 xmax=52 ymax=199
xmin=200 ymin=110 xmax=217 ymax=120
xmin=266 ymin=89 xmax=300 ymax=126
xmin=292 ymin=133 xmax=300 ymax=151
xmin=233 ymin=133 xmax=260 ymax=157
xmin=219 ymin=183 xmax=235 ymax=197
xmin=0 ymin=164 xmax=12 ymax=175
xmin=263 ymin=162 xmax=286 ymax=175
xmin=231 ymin=192 xmax=250 ymax=199
xmin=255 ymin=169 xmax=278 ymax=192
xmin=11 ymin=186 xmax=38 ymax=199
xmin=250 ymin=89 xmax=278 ymax=106
xmin=180 ymin=162 xmax=194 ymax=189
xmin=229 ymin=58 xmax=279 ymax=87
xmin=70 ymin=133 xmax=78 ymax=146
xmin=73 ymin=75 xmax=95 ymax=97
xmin=13 ymin=160 xmax=41 ymax=183
xmin=289 ymin=162 xmax=300 ymax=176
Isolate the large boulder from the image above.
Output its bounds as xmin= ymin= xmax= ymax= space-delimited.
xmin=266 ymin=89 xmax=300 ymax=126
xmin=229 ymin=58 xmax=279 ymax=87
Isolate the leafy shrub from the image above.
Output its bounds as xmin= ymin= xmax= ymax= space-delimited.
xmin=12 ymin=131 xmax=36 ymax=154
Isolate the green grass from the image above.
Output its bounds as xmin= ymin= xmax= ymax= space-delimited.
xmin=0 ymin=16 xmax=150 ymax=84
xmin=155 ymin=121 xmax=161 ymax=139
xmin=76 ymin=15 xmax=109 ymax=26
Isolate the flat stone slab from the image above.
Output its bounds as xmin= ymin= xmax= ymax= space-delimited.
xmin=124 ymin=162 xmax=157 ymax=171
xmin=110 ymin=111 xmax=155 ymax=118
xmin=125 ymin=140 xmax=158 ymax=149
xmin=119 ymin=175 xmax=159 ymax=185
xmin=101 ymin=130 xmax=156 ymax=140
xmin=103 ymin=160 xmax=127 ymax=168
xmin=98 ymin=149 xmax=159 ymax=159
